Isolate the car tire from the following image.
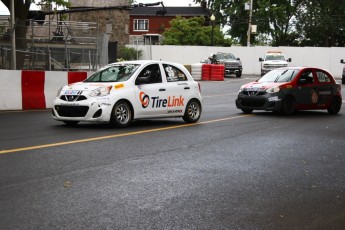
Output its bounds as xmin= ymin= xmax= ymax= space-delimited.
xmin=327 ymin=96 xmax=342 ymax=114
xmin=236 ymin=72 xmax=242 ymax=78
xmin=280 ymin=96 xmax=296 ymax=115
xmin=342 ymin=77 xmax=345 ymax=84
xmin=110 ymin=100 xmax=132 ymax=127
xmin=183 ymin=99 xmax=201 ymax=123
xmin=241 ymin=108 xmax=253 ymax=114
xmin=63 ymin=121 xmax=80 ymax=126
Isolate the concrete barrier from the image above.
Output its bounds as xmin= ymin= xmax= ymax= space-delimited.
xmin=0 ymin=70 xmax=88 ymax=111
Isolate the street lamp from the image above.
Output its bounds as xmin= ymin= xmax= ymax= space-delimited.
xmin=210 ymin=14 xmax=215 ymax=46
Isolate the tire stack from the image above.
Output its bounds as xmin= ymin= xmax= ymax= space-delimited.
xmin=191 ymin=63 xmax=203 ymax=81
xmin=202 ymin=64 xmax=212 ymax=81
xmin=210 ymin=64 xmax=225 ymax=81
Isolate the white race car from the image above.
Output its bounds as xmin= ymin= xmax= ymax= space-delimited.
xmin=52 ymin=60 xmax=202 ymax=127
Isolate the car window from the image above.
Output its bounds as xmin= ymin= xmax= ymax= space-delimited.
xmin=258 ymin=69 xmax=298 ymax=83
xmin=299 ymin=70 xmax=314 ymax=84
xmin=316 ymin=71 xmax=331 ymax=83
xmin=85 ymin=64 xmax=139 ymax=82
xmin=265 ymin=55 xmax=285 ymax=61
xmin=163 ymin=64 xmax=188 ymax=82
xmin=136 ymin=64 xmax=162 ymax=84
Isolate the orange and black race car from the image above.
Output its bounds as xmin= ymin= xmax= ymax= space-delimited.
xmin=236 ymin=67 xmax=342 ymax=114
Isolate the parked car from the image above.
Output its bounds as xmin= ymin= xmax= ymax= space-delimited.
xmin=340 ymin=59 xmax=345 ymax=84
xmin=52 ymin=60 xmax=202 ymax=127
xmin=201 ymin=52 xmax=242 ymax=78
xmin=236 ymin=67 xmax=342 ymax=114
xmin=259 ymin=51 xmax=291 ymax=76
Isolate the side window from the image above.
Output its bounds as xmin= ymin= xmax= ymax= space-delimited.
xmin=316 ymin=71 xmax=331 ymax=83
xmin=299 ymin=70 xmax=314 ymax=84
xmin=163 ymin=64 xmax=188 ymax=82
xmin=136 ymin=64 xmax=162 ymax=85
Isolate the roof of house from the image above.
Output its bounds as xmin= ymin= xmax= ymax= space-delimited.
xmin=130 ymin=6 xmax=211 ymax=17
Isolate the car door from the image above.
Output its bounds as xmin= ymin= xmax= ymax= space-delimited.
xmin=133 ymin=63 xmax=168 ymax=117
xmin=314 ymin=70 xmax=334 ymax=107
xmin=294 ymin=69 xmax=317 ymax=109
xmin=162 ymin=63 xmax=192 ymax=116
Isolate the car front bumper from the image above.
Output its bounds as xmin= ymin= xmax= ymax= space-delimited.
xmin=236 ymin=92 xmax=284 ymax=112
xmin=52 ymin=97 xmax=113 ymax=123
xmin=225 ymin=67 xmax=242 ymax=76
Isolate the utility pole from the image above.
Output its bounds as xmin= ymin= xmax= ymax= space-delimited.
xmin=10 ymin=0 xmax=16 ymax=69
xmin=246 ymin=0 xmax=253 ymax=47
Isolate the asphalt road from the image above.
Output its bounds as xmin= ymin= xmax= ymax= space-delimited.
xmin=1 ymin=76 xmax=345 ymax=230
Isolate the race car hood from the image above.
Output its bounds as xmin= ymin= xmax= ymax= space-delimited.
xmin=63 ymin=82 xmax=114 ymax=92
xmin=241 ymin=81 xmax=287 ymax=90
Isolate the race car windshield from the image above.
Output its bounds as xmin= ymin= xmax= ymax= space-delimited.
xmin=258 ymin=69 xmax=298 ymax=83
xmin=84 ymin=64 xmax=140 ymax=82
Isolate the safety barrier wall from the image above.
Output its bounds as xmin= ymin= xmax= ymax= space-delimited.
xmin=127 ymin=45 xmax=345 ymax=78
xmin=0 ymin=70 xmax=88 ymax=111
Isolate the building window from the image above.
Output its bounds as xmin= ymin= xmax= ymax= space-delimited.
xmin=134 ymin=19 xmax=149 ymax=31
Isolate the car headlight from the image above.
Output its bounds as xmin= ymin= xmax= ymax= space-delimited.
xmin=89 ymin=86 xmax=111 ymax=97
xmin=266 ymin=86 xmax=280 ymax=93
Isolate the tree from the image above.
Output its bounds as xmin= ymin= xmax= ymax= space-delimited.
xmin=0 ymin=0 xmax=70 ymax=69
xmin=295 ymin=0 xmax=345 ymax=47
xmin=194 ymin=0 xmax=300 ymax=46
xmin=194 ymin=0 xmax=345 ymax=47
xmin=162 ymin=16 xmax=232 ymax=46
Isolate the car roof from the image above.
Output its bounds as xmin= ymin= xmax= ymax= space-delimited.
xmin=275 ymin=66 xmax=331 ymax=72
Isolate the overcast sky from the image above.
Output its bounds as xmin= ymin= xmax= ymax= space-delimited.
xmin=0 ymin=0 xmax=200 ymax=15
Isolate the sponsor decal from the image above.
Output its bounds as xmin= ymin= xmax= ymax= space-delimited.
xmin=64 ymin=90 xmax=81 ymax=95
xmin=115 ymin=83 xmax=124 ymax=89
xmin=268 ymin=96 xmax=280 ymax=102
xmin=139 ymin=91 xmax=185 ymax=109
xmin=319 ymin=91 xmax=331 ymax=95
xmin=168 ymin=110 xmax=183 ymax=114
xmin=311 ymin=89 xmax=318 ymax=103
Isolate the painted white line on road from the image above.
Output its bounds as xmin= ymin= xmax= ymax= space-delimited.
xmin=0 ymin=115 xmax=253 ymax=155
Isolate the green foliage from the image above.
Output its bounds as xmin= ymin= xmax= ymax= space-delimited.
xmin=194 ymin=0 xmax=345 ymax=47
xmin=117 ymin=46 xmax=142 ymax=61
xmin=162 ymin=16 xmax=232 ymax=46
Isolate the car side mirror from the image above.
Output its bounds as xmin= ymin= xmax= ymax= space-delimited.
xmin=341 ymin=59 xmax=344 ymax=64
xmin=287 ymin=58 xmax=292 ymax=62
xmin=237 ymin=58 xmax=240 ymax=60
xmin=259 ymin=58 xmax=263 ymax=62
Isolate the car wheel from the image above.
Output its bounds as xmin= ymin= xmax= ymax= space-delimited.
xmin=342 ymin=77 xmax=345 ymax=84
xmin=63 ymin=121 xmax=80 ymax=126
xmin=110 ymin=101 xmax=132 ymax=127
xmin=280 ymin=96 xmax=296 ymax=115
xmin=327 ymin=96 xmax=342 ymax=114
xmin=183 ymin=99 xmax=201 ymax=123
xmin=236 ymin=72 xmax=242 ymax=78
xmin=241 ymin=108 xmax=253 ymax=114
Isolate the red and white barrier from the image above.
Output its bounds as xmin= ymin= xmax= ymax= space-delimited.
xmin=0 ymin=70 xmax=89 ymax=111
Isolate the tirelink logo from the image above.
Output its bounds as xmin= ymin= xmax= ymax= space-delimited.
xmin=139 ymin=92 xmax=184 ymax=109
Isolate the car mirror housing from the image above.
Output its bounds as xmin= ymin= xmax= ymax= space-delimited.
xmin=341 ymin=59 xmax=344 ymax=64
xmin=259 ymin=58 xmax=263 ymax=62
